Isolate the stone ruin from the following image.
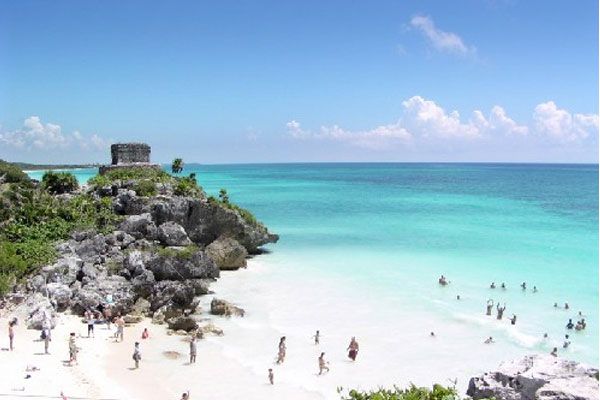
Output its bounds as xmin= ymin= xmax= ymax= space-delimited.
xmin=99 ymin=143 xmax=161 ymax=175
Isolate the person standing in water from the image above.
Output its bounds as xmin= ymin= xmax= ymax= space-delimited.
xmin=510 ymin=315 xmax=517 ymax=325
xmin=566 ymin=319 xmax=574 ymax=329
xmin=521 ymin=282 xmax=526 ymax=290
xmin=313 ymin=330 xmax=320 ymax=345
xmin=550 ymin=347 xmax=558 ymax=357
xmin=318 ymin=352 xmax=330 ymax=375
xmin=276 ymin=337 xmax=286 ymax=364
xmin=132 ymin=342 xmax=141 ymax=369
xmin=490 ymin=282 xmax=496 ymax=289
xmin=189 ymin=336 xmax=197 ymax=364
xmin=501 ymin=283 xmax=506 ymax=290
xmin=268 ymin=368 xmax=274 ymax=385
xmin=496 ymin=303 xmax=506 ymax=320
xmin=563 ymin=335 xmax=571 ymax=349
xmin=347 ymin=337 xmax=359 ymax=361
xmin=486 ymin=300 xmax=494 ymax=316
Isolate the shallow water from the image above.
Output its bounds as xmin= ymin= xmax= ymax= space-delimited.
xmin=28 ymin=163 xmax=599 ymax=396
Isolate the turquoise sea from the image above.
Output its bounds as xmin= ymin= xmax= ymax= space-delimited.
xmin=28 ymin=163 xmax=599 ymax=388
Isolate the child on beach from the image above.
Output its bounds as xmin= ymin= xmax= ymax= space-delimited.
xmin=268 ymin=368 xmax=274 ymax=385
xmin=132 ymin=342 xmax=141 ymax=368
xmin=313 ymin=330 xmax=320 ymax=345
xmin=142 ymin=328 xmax=149 ymax=339
xmin=318 ymin=352 xmax=330 ymax=375
xmin=68 ymin=333 xmax=78 ymax=366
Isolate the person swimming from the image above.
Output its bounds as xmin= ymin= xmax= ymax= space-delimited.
xmin=490 ymin=282 xmax=496 ymax=289
xmin=438 ymin=275 xmax=448 ymax=286
xmin=563 ymin=335 xmax=571 ymax=349
xmin=532 ymin=286 xmax=538 ymax=293
xmin=456 ymin=295 xmax=461 ymax=300
xmin=550 ymin=347 xmax=558 ymax=357
xmin=564 ymin=302 xmax=569 ymax=310
xmin=543 ymin=333 xmax=549 ymax=339
xmin=520 ymin=282 xmax=526 ymax=290
xmin=554 ymin=302 xmax=558 ymax=308
xmin=180 ymin=391 xmax=190 ymax=400
xmin=486 ymin=299 xmax=494 ymax=316
xmin=501 ymin=283 xmax=506 ymax=290
xmin=484 ymin=336 xmax=494 ymax=344
xmin=566 ymin=319 xmax=574 ymax=329
xmin=510 ymin=315 xmax=517 ymax=325
xmin=496 ymin=303 xmax=506 ymax=320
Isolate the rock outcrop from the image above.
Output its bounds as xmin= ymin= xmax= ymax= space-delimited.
xmin=467 ymin=354 xmax=599 ymax=400
xmin=210 ymin=298 xmax=245 ymax=317
xmin=205 ymin=236 xmax=248 ymax=270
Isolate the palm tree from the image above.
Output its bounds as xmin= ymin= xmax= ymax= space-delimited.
xmin=218 ymin=188 xmax=229 ymax=204
xmin=172 ymin=158 xmax=184 ymax=174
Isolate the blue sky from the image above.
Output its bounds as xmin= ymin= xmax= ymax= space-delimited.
xmin=0 ymin=0 xmax=598 ymax=164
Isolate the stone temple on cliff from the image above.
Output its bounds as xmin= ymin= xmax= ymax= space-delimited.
xmin=99 ymin=143 xmax=161 ymax=175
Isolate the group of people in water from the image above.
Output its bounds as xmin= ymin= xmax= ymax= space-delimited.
xmin=438 ymin=275 xmax=588 ymax=356
xmin=268 ymin=333 xmax=359 ymax=382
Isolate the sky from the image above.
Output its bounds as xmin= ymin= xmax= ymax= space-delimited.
xmin=0 ymin=0 xmax=598 ymax=164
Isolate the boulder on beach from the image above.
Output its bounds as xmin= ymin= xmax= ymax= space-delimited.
xmin=467 ymin=354 xmax=599 ymax=400
xmin=210 ymin=298 xmax=245 ymax=317
xmin=205 ymin=236 xmax=248 ymax=270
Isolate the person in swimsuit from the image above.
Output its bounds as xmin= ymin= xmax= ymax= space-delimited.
xmin=142 ymin=328 xmax=149 ymax=339
xmin=276 ymin=337 xmax=286 ymax=364
xmin=43 ymin=328 xmax=51 ymax=354
xmin=550 ymin=347 xmax=558 ymax=357
xmin=8 ymin=318 xmax=16 ymax=351
xmin=104 ymin=306 xmax=112 ymax=330
xmin=189 ymin=336 xmax=197 ymax=364
xmin=564 ymin=303 xmax=569 ymax=310
xmin=347 ymin=337 xmax=359 ymax=361
xmin=484 ymin=336 xmax=494 ymax=344
xmin=132 ymin=342 xmax=141 ymax=368
xmin=180 ymin=391 xmax=190 ymax=400
xmin=85 ymin=310 xmax=95 ymax=338
xmin=521 ymin=282 xmax=526 ymax=290
xmin=115 ymin=315 xmax=125 ymax=342
xmin=563 ymin=335 xmax=571 ymax=349
xmin=486 ymin=300 xmax=494 ymax=316
xmin=313 ymin=330 xmax=320 ymax=345
xmin=490 ymin=282 xmax=496 ymax=289
xmin=501 ymin=283 xmax=506 ymax=290
xmin=68 ymin=333 xmax=78 ymax=366
xmin=532 ymin=286 xmax=538 ymax=293
xmin=510 ymin=315 xmax=517 ymax=325
xmin=268 ymin=368 xmax=274 ymax=385
xmin=566 ymin=319 xmax=574 ymax=329
xmin=496 ymin=303 xmax=506 ymax=320
xmin=318 ymin=352 xmax=330 ymax=375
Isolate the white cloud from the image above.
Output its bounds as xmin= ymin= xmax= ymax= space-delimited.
xmin=410 ymin=15 xmax=473 ymax=55
xmin=402 ymin=96 xmax=481 ymax=139
xmin=533 ymin=101 xmax=599 ymax=142
xmin=473 ymin=106 xmax=528 ymax=135
xmin=0 ymin=116 xmax=111 ymax=151
xmin=318 ymin=122 xmax=412 ymax=150
xmin=285 ymin=120 xmax=310 ymax=139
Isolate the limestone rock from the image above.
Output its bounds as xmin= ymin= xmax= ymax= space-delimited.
xmin=146 ymin=249 xmax=219 ymax=281
xmin=205 ymin=236 xmax=248 ymax=270
xmin=119 ymin=213 xmax=158 ymax=240
xmin=467 ymin=354 xmax=599 ymax=400
xmin=157 ymin=221 xmax=192 ymax=246
xmin=210 ymin=298 xmax=245 ymax=317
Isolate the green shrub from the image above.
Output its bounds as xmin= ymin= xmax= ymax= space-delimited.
xmin=133 ymin=180 xmax=157 ymax=197
xmin=341 ymin=384 xmax=460 ymax=400
xmin=173 ymin=176 xmax=202 ymax=197
xmin=0 ymin=160 xmax=32 ymax=185
xmin=41 ymin=171 xmax=79 ymax=194
xmin=90 ymin=167 xmax=171 ymax=185
xmin=156 ymin=244 xmax=199 ymax=260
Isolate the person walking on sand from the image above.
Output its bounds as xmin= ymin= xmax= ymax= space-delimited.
xmin=276 ymin=336 xmax=286 ymax=364
xmin=486 ymin=300 xmax=494 ymax=316
xmin=189 ymin=336 xmax=197 ymax=364
xmin=43 ymin=328 xmax=51 ymax=354
xmin=268 ymin=368 xmax=274 ymax=385
xmin=132 ymin=342 xmax=141 ymax=369
xmin=496 ymin=303 xmax=506 ymax=320
xmin=347 ymin=337 xmax=359 ymax=361
xmin=115 ymin=315 xmax=125 ymax=342
xmin=85 ymin=310 xmax=95 ymax=338
xmin=318 ymin=352 xmax=330 ymax=375
xmin=8 ymin=318 xmax=16 ymax=351
xmin=313 ymin=330 xmax=320 ymax=345
xmin=68 ymin=333 xmax=78 ymax=366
